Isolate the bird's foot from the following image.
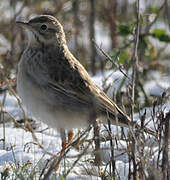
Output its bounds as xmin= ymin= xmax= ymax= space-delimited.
xmin=60 ymin=131 xmax=74 ymax=155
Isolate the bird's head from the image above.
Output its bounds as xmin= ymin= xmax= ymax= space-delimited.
xmin=16 ymin=15 xmax=66 ymax=47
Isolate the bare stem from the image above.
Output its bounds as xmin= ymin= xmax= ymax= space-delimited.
xmin=130 ymin=0 xmax=140 ymax=179
xmin=162 ymin=111 xmax=170 ymax=180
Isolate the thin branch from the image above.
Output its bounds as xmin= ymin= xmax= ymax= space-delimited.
xmin=41 ymin=126 xmax=92 ymax=179
xmin=130 ymin=0 xmax=140 ymax=179
xmin=93 ymin=40 xmax=130 ymax=80
xmin=162 ymin=111 xmax=170 ymax=180
xmin=146 ymin=2 xmax=165 ymax=33
xmin=165 ymin=0 xmax=170 ymax=30
xmin=63 ymin=140 xmax=91 ymax=178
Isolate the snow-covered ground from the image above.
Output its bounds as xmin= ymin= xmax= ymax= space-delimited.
xmin=0 ymin=70 xmax=169 ymax=179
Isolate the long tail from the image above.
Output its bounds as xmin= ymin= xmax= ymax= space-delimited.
xmin=96 ymin=91 xmax=156 ymax=136
xmin=101 ymin=108 xmax=156 ymax=137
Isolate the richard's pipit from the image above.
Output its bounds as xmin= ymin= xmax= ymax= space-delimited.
xmin=16 ymin=15 xmax=155 ymax=146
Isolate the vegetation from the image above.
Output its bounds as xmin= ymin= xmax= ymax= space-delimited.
xmin=0 ymin=0 xmax=169 ymax=179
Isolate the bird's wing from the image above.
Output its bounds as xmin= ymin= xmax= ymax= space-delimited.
xmin=26 ymin=48 xmax=155 ymax=135
xmin=67 ymin=57 xmax=131 ymax=124
xmin=44 ymin=51 xmax=131 ymax=125
xmin=36 ymin=49 xmax=97 ymax=109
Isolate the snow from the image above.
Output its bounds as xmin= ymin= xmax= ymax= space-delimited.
xmin=144 ymin=71 xmax=170 ymax=97
xmin=0 ymin=70 xmax=169 ymax=179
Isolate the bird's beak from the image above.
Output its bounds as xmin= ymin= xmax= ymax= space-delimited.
xmin=16 ymin=21 xmax=32 ymax=30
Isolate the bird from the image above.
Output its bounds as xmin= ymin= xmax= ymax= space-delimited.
xmin=16 ymin=15 xmax=155 ymax=149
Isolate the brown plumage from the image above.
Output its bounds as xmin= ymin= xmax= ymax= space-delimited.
xmin=16 ymin=15 xmax=155 ymax=136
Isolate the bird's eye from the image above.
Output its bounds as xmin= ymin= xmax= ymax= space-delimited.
xmin=40 ymin=24 xmax=47 ymax=31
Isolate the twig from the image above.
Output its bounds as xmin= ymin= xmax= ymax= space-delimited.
xmin=106 ymin=119 xmax=115 ymax=178
xmin=131 ymin=0 xmax=140 ymax=120
xmin=63 ymin=140 xmax=91 ymax=178
xmin=162 ymin=111 xmax=170 ymax=180
xmin=130 ymin=0 xmax=140 ymax=179
xmin=145 ymin=2 xmax=165 ymax=33
xmin=89 ymin=0 xmax=97 ymax=75
xmin=92 ymin=112 xmax=101 ymax=166
xmin=165 ymin=0 xmax=170 ymax=30
xmin=41 ymin=147 xmax=70 ymax=180
xmin=0 ymin=93 xmax=6 ymax=150
xmin=5 ymin=78 xmax=58 ymax=157
xmin=41 ymin=126 xmax=92 ymax=179
xmin=93 ymin=40 xmax=130 ymax=80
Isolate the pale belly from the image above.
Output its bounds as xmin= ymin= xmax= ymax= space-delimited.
xmin=17 ymin=64 xmax=89 ymax=131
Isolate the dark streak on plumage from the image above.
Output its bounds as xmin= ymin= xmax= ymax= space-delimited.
xmin=48 ymin=28 xmax=58 ymax=33
xmin=18 ymin=15 xmax=156 ymax=136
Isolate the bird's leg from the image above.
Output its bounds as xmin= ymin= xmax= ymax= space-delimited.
xmin=68 ymin=130 xmax=74 ymax=144
xmin=62 ymin=131 xmax=74 ymax=149
xmin=54 ymin=129 xmax=71 ymax=172
xmin=60 ymin=129 xmax=74 ymax=155
xmin=60 ymin=128 xmax=66 ymax=155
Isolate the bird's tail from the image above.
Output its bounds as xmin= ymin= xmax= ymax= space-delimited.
xmin=101 ymin=109 xmax=156 ymax=137
xmin=96 ymin=87 xmax=156 ymax=136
